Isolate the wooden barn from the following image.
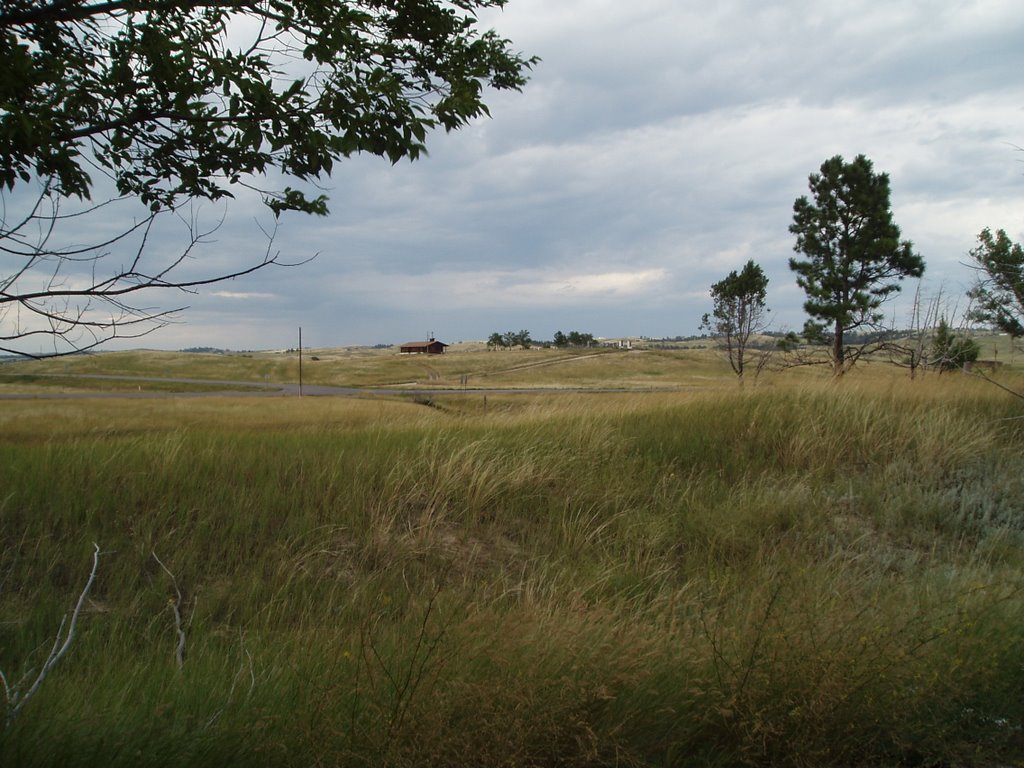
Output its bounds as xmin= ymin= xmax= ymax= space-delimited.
xmin=400 ymin=338 xmax=448 ymax=354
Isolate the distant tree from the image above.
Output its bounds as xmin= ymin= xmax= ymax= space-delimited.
xmin=931 ymin=318 xmax=980 ymax=372
xmin=552 ymin=331 xmax=568 ymax=348
xmin=0 ymin=0 xmax=535 ymax=356
xmin=700 ymin=259 xmax=770 ymax=383
xmin=566 ymin=331 xmax=594 ymax=347
xmin=486 ymin=332 xmax=505 ymax=350
xmin=510 ymin=329 xmax=532 ymax=349
xmin=789 ymin=154 xmax=925 ymax=375
xmin=966 ymin=227 xmax=1024 ymax=338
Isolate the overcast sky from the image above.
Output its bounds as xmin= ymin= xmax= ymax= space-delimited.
xmin=10 ymin=0 xmax=1024 ymax=352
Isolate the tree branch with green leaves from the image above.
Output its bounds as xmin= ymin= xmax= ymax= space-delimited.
xmin=1 ymin=0 xmax=536 ymax=215
xmin=0 ymin=0 xmax=535 ymax=355
xmin=966 ymin=227 xmax=1024 ymax=339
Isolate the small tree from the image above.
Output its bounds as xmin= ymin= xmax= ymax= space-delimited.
xmin=885 ymin=283 xmax=930 ymax=378
xmin=700 ymin=260 xmax=770 ymax=383
xmin=789 ymin=155 xmax=925 ymax=375
xmin=884 ymin=282 xmax=959 ymax=379
xmin=931 ymin=319 xmax=980 ymax=372
xmin=552 ymin=331 xmax=568 ymax=348
xmin=966 ymin=227 xmax=1024 ymax=338
xmin=486 ymin=332 xmax=505 ymax=350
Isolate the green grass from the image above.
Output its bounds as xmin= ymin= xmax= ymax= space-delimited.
xmin=1 ymin=359 xmax=1024 ymax=766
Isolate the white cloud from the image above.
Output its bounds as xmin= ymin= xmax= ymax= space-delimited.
xmin=324 ymin=266 xmax=671 ymax=311
xmin=209 ymin=290 xmax=279 ymax=300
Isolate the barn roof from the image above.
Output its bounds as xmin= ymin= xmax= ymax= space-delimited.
xmin=401 ymin=340 xmax=448 ymax=348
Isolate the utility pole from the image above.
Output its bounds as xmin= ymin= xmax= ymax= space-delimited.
xmin=298 ymin=326 xmax=303 ymax=397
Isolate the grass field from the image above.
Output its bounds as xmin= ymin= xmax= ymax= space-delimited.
xmin=1 ymin=346 xmax=1023 ymax=766
xmin=2 ymin=343 xmax=730 ymax=390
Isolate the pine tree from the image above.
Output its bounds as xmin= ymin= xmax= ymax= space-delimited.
xmin=789 ymin=155 xmax=924 ymax=375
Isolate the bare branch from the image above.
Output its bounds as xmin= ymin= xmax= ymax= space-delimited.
xmin=0 ymin=192 xmax=292 ymax=357
xmin=152 ymin=551 xmax=186 ymax=671
xmin=3 ymin=544 xmax=101 ymax=729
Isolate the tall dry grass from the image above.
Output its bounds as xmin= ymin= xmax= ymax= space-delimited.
xmin=1 ymin=375 xmax=1023 ymax=766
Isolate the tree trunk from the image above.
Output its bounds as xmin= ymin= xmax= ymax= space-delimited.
xmin=833 ymin=319 xmax=845 ymax=376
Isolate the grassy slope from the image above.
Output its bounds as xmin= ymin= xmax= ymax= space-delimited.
xmin=1 ymin=351 xmax=1023 ymax=766
xmin=2 ymin=345 xmax=726 ymax=390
